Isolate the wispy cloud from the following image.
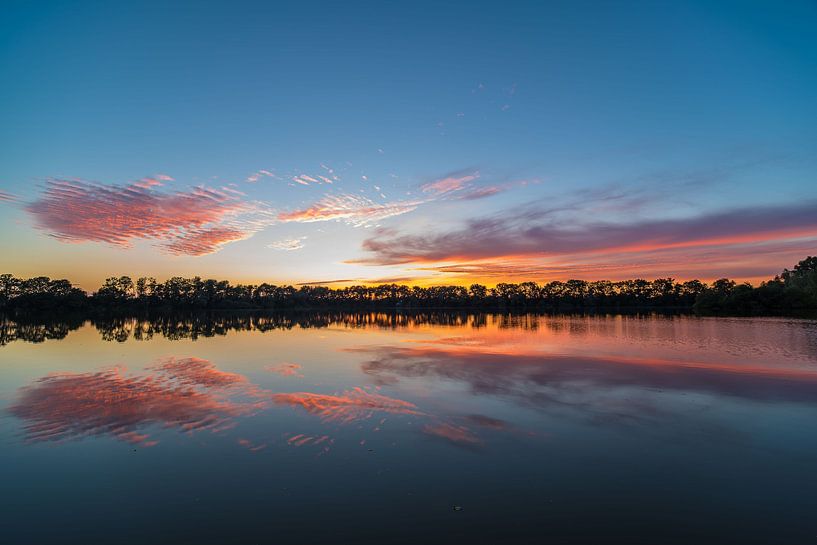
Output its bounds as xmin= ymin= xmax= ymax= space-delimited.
xmin=459 ymin=186 xmax=503 ymax=200
xmin=268 ymin=237 xmax=307 ymax=251
xmin=292 ymin=173 xmax=333 ymax=186
xmin=26 ymin=177 xmax=269 ymax=256
xmin=420 ymin=170 xmax=479 ymax=195
xmin=277 ymin=194 xmax=420 ymax=227
xmin=0 ymin=189 xmax=17 ymax=202
xmin=246 ymin=170 xmax=276 ymax=183
xmin=296 ymin=275 xmax=418 ymax=286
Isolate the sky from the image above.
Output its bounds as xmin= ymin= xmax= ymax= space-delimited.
xmin=1 ymin=0 xmax=816 ymax=289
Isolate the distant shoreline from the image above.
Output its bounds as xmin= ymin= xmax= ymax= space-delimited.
xmin=2 ymin=256 xmax=816 ymax=318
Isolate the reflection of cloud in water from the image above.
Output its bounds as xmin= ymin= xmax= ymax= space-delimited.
xmin=153 ymin=356 xmax=250 ymax=388
xmin=465 ymin=414 xmax=508 ymax=430
xmin=9 ymin=357 xmax=263 ymax=447
xmin=423 ymin=422 xmax=481 ymax=448
xmin=238 ymin=438 xmax=267 ymax=452
xmin=10 ymin=353 xmax=518 ymax=452
xmin=272 ymin=387 xmax=422 ymax=423
xmin=354 ymin=344 xmax=817 ymax=428
xmin=286 ymin=434 xmax=332 ymax=447
xmin=264 ymin=362 xmax=303 ymax=378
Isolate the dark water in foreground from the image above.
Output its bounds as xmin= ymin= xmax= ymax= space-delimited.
xmin=2 ymin=313 xmax=817 ymax=544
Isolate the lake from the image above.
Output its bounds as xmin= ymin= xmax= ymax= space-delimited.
xmin=2 ymin=313 xmax=817 ymax=544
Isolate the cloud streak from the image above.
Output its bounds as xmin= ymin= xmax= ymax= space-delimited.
xmin=268 ymin=237 xmax=306 ymax=251
xmin=277 ymin=194 xmax=420 ymax=227
xmin=420 ymin=170 xmax=479 ymax=195
xmin=246 ymin=170 xmax=276 ymax=183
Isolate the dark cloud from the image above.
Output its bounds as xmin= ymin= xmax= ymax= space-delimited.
xmin=354 ymin=201 xmax=817 ymax=266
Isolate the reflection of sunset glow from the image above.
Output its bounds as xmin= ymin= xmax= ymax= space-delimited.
xmin=9 ymin=357 xmax=261 ymax=446
xmin=272 ymin=387 xmax=422 ymax=423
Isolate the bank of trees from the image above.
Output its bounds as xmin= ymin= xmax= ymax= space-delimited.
xmin=0 ymin=275 xmax=86 ymax=311
xmin=1 ymin=257 xmax=816 ymax=315
xmin=693 ymin=256 xmax=817 ymax=315
xmin=0 ymin=274 xmax=708 ymax=311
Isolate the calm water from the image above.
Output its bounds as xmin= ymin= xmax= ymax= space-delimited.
xmin=2 ymin=313 xmax=817 ymax=544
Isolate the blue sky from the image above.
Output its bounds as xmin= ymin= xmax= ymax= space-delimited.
xmin=1 ymin=0 xmax=816 ymax=288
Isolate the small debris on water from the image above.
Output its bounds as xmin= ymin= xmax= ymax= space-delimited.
xmin=452 ymin=505 xmax=464 ymax=511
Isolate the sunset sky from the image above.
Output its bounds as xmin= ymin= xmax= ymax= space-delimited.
xmin=1 ymin=0 xmax=816 ymax=289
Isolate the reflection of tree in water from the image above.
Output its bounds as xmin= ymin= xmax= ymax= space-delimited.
xmin=2 ymin=310 xmax=682 ymax=346
xmin=0 ymin=314 xmax=85 ymax=346
xmin=92 ymin=312 xmax=497 ymax=342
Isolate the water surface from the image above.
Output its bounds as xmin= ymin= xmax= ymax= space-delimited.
xmin=2 ymin=313 xmax=817 ymax=544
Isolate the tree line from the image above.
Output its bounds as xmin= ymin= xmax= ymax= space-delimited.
xmin=1 ymin=256 xmax=816 ymax=315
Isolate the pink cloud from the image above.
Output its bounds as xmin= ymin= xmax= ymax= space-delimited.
xmin=420 ymin=171 xmax=479 ymax=195
xmin=133 ymin=177 xmax=164 ymax=189
xmin=246 ymin=170 xmax=276 ymax=183
xmin=26 ymin=178 xmax=260 ymax=255
xmin=291 ymin=174 xmax=332 ymax=186
xmin=163 ymin=226 xmax=250 ymax=256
